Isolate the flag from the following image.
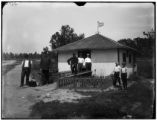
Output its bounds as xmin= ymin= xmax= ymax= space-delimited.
xmin=97 ymin=21 xmax=104 ymax=27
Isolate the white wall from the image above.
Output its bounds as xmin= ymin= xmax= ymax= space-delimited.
xmin=58 ymin=51 xmax=77 ymax=72
xmin=127 ymin=67 xmax=133 ymax=78
xmin=92 ymin=63 xmax=115 ymax=77
xmin=58 ymin=49 xmax=135 ymax=78
xmin=91 ymin=50 xmax=118 ymax=77
xmin=119 ymin=49 xmax=134 ymax=77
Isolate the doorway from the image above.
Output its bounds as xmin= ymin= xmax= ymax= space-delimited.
xmin=78 ymin=50 xmax=91 ymax=59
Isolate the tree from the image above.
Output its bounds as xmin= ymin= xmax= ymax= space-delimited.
xmin=118 ymin=38 xmax=137 ymax=49
xmin=50 ymin=25 xmax=85 ymax=49
xmin=118 ymin=29 xmax=155 ymax=58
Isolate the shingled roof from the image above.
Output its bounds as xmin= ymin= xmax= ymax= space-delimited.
xmin=56 ymin=34 xmax=136 ymax=52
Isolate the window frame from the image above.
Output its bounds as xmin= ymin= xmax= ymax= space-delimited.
xmin=123 ymin=52 xmax=126 ymax=62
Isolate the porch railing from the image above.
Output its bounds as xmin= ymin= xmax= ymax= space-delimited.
xmin=57 ymin=76 xmax=113 ymax=90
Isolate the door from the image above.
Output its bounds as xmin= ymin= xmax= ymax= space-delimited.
xmin=78 ymin=50 xmax=91 ymax=59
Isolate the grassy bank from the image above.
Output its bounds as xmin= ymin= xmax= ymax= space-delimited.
xmin=2 ymin=60 xmax=22 ymax=75
xmin=30 ymin=77 xmax=154 ymax=119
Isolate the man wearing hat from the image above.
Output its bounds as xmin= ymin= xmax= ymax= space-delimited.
xmin=121 ymin=62 xmax=128 ymax=90
xmin=85 ymin=53 xmax=92 ymax=71
xmin=67 ymin=53 xmax=78 ymax=74
xmin=40 ymin=47 xmax=51 ymax=85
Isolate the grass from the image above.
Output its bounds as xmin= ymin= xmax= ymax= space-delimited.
xmin=29 ymin=77 xmax=154 ymax=119
xmin=137 ymin=58 xmax=154 ymax=78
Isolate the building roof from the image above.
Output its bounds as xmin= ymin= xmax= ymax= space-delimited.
xmin=56 ymin=34 xmax=136 ymax=52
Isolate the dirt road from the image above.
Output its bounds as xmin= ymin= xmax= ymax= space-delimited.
xmin=2 ymin=64 xmax=58 ymax=118
xmin=2 ymin=64 xmax=37 ymax=118
xmin=1 ymin=64 xmax=90 ymax=118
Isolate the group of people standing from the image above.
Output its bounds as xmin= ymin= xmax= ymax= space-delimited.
xmin=20 ymin=49 xmax=128 ymax=89
xmin=67 ymin=53 xmax=92 ymax=74
xmin=113 ymin=62 xmax=128 ymax=90
xmin=20 ymin=47 xmax=51 ymax=87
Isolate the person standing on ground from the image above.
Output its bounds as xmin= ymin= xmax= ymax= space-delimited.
xmin=121 ymin=62 xmax=128 ymax=90
xmin=85 ymin=54 xmax=92 ymax=71
xmin=113 ymin=63 xmax=121 ymax=87
xmin=67 ymin=53 xmax=78 ymax=74
xmin=40 ymin=47 xmax=51 ymax=85
xmin=20 ymin=54 xmax=32 ymax=87
xmin=78 ymin=53 xmax=84 ymax=72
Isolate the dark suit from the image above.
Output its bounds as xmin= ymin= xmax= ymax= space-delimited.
xmin=67 ymin=56 xmax=78 ymax=74
xmin=20 ymin=60 xmax=31 ymax=86
xmin=40 ymin=52 xmax=51 ymax=84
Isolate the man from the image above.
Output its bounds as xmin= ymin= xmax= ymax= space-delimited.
xmin=40 ymin=47 xmax=51 ymax=85
xmin=113 ymin=63 xmax=121 ymax=87
xmin=67 ymin=53 xmax=78 ymax=74
xmin=85 ymin=54 xmax=92 ymax=71
xmin=121 ymin=62 xmax=127 ymax=90
xmin=78 ymin=53 xmax=84 ymax=72
xmin=20 ymin=54 xmax=32 ymax=87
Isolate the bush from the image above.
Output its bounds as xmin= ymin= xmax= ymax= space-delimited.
xmin=128 ymin=74 xmax=141 ymax=81
xmin=137 ymin=59 xmax=154 ymax=78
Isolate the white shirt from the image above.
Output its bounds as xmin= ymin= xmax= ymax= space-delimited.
xmin=22 ymin=60 xmax=32 ymax=67
xmin=85 ymin=57 xmax=91 ymax=63
xmin=114 ymin=65 xmax=121 ymax=72
xmin=78 ymin=57 xmax=84 ymax=63
xmin=121 ymin=67 xmax=127 ymax=73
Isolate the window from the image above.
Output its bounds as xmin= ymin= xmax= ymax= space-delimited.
xmin=133 ymin=54 xmax=136 ymax=64
xmin=129 ymin=54 xmax=132 ymax=63
xmin=123 ymin=53 xmax=126 ymax=62
xmin=78 ymin=50 xmax=91 ymax=59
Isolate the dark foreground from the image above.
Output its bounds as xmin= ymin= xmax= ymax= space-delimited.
xmin=30 ymin=77 xmax=155 ymax=119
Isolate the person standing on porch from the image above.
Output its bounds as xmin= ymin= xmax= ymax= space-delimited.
xmin=67 ymin=53 xmax=78 ymax=74
xmin=78 ymin=53 xmax=84 ymax=72
xmin=20 ymin=54 xmax=32 ymax=87
xmin=121 ymin=62 xmax=128 ymax=90
xmin=85 ymin=54 xmax=92 ymax=71
xmin=113 ymin=63 xmax=121 ymax=87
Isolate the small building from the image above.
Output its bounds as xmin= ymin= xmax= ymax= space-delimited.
xmin=56 ymin=34 xmax=137 ymax=77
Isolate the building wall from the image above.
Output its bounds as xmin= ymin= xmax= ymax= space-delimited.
xmin=58 ymin=49 xmax=135 ymax=78
xmin=58 ymin=51 xmax=77 ymax=72
xmin=91 ymin=49 xmax=118 ymax=77
xmin=119 ymin=49 xmax=135 ymax=78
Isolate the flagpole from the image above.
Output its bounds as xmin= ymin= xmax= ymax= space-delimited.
xmin=97 ymin=21 xmax=99 ymax=34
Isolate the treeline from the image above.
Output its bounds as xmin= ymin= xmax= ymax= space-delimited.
xmin=2 ymin=52 xmax=41 ymax=60
xmin=118 ymin=30 xmax=155 ymax=58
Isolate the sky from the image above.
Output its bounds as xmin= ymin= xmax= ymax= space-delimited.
xmin=2 ymin=2 xmax=154 ymax=53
